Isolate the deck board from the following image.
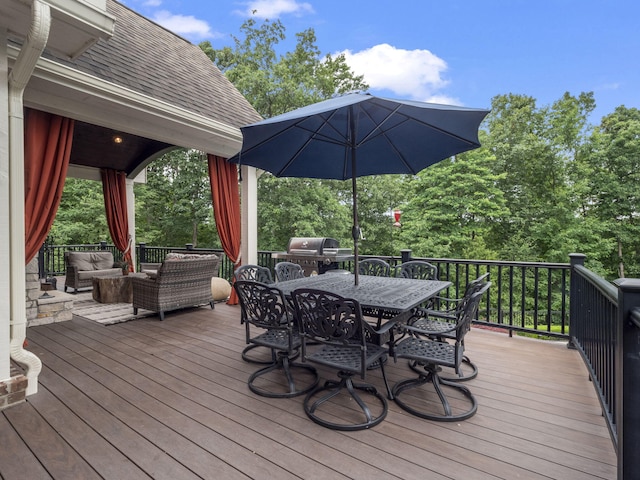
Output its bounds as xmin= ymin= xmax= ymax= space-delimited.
xmin=2 ymin=301 xmax=617 ymax=480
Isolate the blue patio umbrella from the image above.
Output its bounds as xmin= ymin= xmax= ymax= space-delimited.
xmin=229 ymin=93 xmax=489 ymax=285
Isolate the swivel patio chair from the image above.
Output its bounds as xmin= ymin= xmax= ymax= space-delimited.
xmin=357 ymin=258 xmax=393 ymax=328
xmin=407 ymin=273 xmax=490 ymax=381
xmin=394 ymin=259 xmax=440 ymax=316
xmin=292 ymin=288 xmax=395 ymax=431
xmin=274 ymin=261 xmax=305 ymax=282
xmin=233 ymin=265 xmax=276 ymax=363
xmin=395 ymin=260 xmax=438 ymax=280
xmin=234 ymin=280 xmax=319 ymax=398
xmin=358 ymin=258 xmax=391 ymax=277
xmin=234 ymin=264 xmax=274 ymax=284
xmin=391 ymin=281 xmax=491 ymax=422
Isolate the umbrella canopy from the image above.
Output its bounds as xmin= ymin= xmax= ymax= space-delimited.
xmin=229 ymin=93 xmax=490 ymax=284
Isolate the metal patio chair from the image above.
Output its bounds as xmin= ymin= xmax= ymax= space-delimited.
xmin=234 ymin=264 xmax=274 ymax=284
xmin=406 ymin=273 xmax=490 ymax=381
xmin=233 ymin=264 xmax=277 ymax=363
xmin=358 ymin=258 xmax=391 ymax=277
xmin=391 ymin=281 xmax=491 ymax=421
xmin=292 ymin=288 xmax=394 ymax=431
xmin=234 ymin=280 xmax=318 ymax=398
xmin=395 ymin=260 xmax=438 ymax=280
xmin=274 ymin=261 xmax=305 ymax=282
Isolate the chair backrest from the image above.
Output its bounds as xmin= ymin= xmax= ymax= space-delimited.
xmin=234 ymin=264 xmax=274 ymax=284
xmin=292 ymin=288 xmax=369 ymax=373
xmin=233 ymin=280 xmax=293 ymax=343
xmin=454 ymin=281 xmax=491 ymax=342
xmin=463 ymin=272 xmax=490 ymax=298
xmin=395 ymin=260 xmax=438 ymax=280
xmin=274 ymin=262 xmax=305 ymax=282
xmin=358 ymin=258 xmax=391 ymax=277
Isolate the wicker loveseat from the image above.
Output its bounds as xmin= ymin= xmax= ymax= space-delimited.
xmin=64 ymin=251 xmax=122 ymax=293
xmin=132 ymin=253 xmax=220 ymax=320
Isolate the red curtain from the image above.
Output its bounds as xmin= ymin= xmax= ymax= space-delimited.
xmin=24 ymin=109 xmax=74 ymax=264
xmin=208 ymin=154 xmax=241 ymax=305
xmin=100 ymin=169 xmax=133 ymax=271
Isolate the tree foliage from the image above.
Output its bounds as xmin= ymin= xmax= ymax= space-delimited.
xmin=200 ymin=18 xmax=368 ymax=118
xmin=50 ymin=178 xmax=108 ymax=244
xmin=135 ymin=149 xmax=220 ymax=248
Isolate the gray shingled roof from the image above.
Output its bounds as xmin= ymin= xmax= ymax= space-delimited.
xmin=47 ymin=0 xmax=261 ymax=128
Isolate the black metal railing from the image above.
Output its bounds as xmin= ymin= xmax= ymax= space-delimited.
xmin=350 ymin=251 xmax=571 ymax=339
xmin=568 ymin=254 xmax=640 ymax=480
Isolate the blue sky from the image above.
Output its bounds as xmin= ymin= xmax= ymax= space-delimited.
xmin=123 ymin=0 xmax=638 ymax=124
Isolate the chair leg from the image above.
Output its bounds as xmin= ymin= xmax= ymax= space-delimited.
xmin=408 ymin=355 xmax=478 ymax=382
xmin=392 ymin=366 xmax=477 ymax=422
xmin=248 ymin=351 xmax=318 ymax=398
xmin=159 ymin=311 xmax=165 ymax=321
xmin=133 ymin=307 xmax=138 ymax=315
xmin=209 ymin=300 xmax=215 ymax=309
xmin=242 ymin=344 xmax=300 ymax=364
xmin=303 ymin=371 xmax=388 ymax=431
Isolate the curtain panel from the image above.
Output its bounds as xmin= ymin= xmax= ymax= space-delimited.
xmin=100 ymin=169 xmax=133 ymax=271
xmin=208 ymin=154 xmax=241 ymax=305
xmin=24 ymin=108 xmax=74 ymax=264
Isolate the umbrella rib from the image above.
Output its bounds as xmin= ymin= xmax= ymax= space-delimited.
xmin=272 ymin=111 xmax=350 ymax=176
xmin=356 ymin=103 xmax=482 ymax=173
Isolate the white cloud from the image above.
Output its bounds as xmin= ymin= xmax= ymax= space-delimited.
xmin=340 ymin=44 xmax=459 ymax=104
xmin=142 ymin=0 xmax=162 ymax=6
xmin=152 ymin=10 xmax=216 ymax=40
xmin=235 ymin=0 xmax=314 ymax=19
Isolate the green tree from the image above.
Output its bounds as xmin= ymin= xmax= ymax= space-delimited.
xmin=256 ymin=174 xmax=351 ymax=250
xmin=484 ymin=92 xmax=595 ymax=262
xmin=200 ymin=18 xmax=368 ymax=118
xmin=398 ymin=148 xmax=509 ymax=259
xmin=135 ymin=149 xmax=220 ymax=248
xmin=579 ymin=106 xmax=640 ymax=277
xmin=50 ymin=178 xmax=109 ymax=244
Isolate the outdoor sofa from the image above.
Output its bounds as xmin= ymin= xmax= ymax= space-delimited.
xmin=64 ymin=250 xmax=122 ymax=293
xmin=132 ymin=252 xmax=220 ymax=320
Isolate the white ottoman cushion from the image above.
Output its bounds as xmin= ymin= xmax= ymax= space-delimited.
xmin=211 ymin=277 xmax=232 ymax=301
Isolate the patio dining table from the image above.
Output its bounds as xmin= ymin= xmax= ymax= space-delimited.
xmin=276 ymin=273 xmax=452 ymax=330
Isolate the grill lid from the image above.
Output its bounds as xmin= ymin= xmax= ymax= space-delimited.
xmin=287 ymin=237 xmax=339 ymax=255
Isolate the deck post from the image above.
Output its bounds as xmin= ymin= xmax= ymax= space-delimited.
xmin=613 ymin=278 xmax=640 ymax=480
xmin=567 ymin=253 xmax=586 ymax=349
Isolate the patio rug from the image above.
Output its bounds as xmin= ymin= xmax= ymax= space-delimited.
xmin=71 ymin=292 xmax=156 ymax=325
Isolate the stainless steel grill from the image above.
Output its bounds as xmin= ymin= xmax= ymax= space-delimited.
xmin=272 ymin=237 xmax=353 ymax=275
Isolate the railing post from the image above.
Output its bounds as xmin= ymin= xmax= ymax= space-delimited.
xmin=613 ymin=278 xmax=640 ymax=480
xmin=185 ymin=244 xmax=194 ymax=251
xmin=400 ymin=249 xmax=412 ymax=263
xmin=99 ymin=241 xmax=107 ymax=250
xmin=567 ymin=253 xmax=586 ymax=349
xmin=139 ymin=243 xmax=147 ymax=263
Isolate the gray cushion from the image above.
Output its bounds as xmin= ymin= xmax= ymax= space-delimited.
xmin=91 ymin=252 xmax=115 ymax=270
xmin=165 ymin=253 xmax=218 ymax=261
xmin=67 ymin=251 xmax=96 ymax=271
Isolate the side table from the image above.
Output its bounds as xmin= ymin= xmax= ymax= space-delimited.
xmin=92 ymin=273 xmax=147 ymax=303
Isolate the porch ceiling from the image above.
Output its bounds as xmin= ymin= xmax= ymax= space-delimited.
xmin=69 ymin=121 xmax=173 ymax=175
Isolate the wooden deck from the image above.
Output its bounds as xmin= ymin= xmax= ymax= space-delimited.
xmin=2 ymin=302 xmax=616 ymax=479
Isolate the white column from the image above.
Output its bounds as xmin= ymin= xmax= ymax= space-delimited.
xmin=0 ymin=28 xmax=10 ymax=380
xmin=240 ymin=165 xmax=258 ymax=266
xmin=126 ymin=177 xmax=136 ymax=270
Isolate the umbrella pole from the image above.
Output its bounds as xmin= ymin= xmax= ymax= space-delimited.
xmin=350 ymin=108 xmax=359 ymax=286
